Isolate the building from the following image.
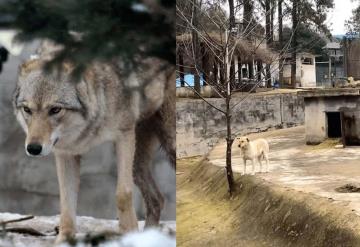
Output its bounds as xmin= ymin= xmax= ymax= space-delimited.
xmin=282 ymin=52 xmax=317 ymax=88
xmin=315 ymin=41 xmax=345 ymax=88
xmin=323 ymin=42 xmax=343 ymax=60
xmin=301 ymin=88 xmax=360 ymax=145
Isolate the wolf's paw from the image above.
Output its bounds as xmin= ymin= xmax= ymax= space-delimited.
xmin=119 ymin=220 xmax=138 ymax=234
xmin=55 ymin=231 xmax=75 ymax=245
xmin=55 ymin=234 xmax=68 ymax=245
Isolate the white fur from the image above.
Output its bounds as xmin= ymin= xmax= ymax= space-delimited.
xmin=237 ymin=137 xmax=270 ymax=175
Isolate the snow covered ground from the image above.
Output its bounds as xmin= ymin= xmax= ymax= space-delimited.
xmin=0 ymin=213 xmax=176 ymax=247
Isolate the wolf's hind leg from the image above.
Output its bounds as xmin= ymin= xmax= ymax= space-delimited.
xmin=54 ymin=154 xmax=81 ymax=244
xmin=134 ymin=121 xmax=164 ymax=227
xmin=116 ymin=128 xmax=138 ymax=233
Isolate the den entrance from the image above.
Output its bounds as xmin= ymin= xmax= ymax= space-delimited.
xmin=326 ymin=112 xmax=342 ymax=138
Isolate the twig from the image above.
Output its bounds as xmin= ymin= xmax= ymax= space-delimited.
xmin=0 ymin=215 xmax=34 ymax=225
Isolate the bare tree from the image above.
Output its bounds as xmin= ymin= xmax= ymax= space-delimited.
xmin=176 ymin=0 xmax=297 ymax=194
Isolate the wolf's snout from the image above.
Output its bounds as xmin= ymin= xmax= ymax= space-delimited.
xmin=27 ymin=143 xmax=42 ymax=156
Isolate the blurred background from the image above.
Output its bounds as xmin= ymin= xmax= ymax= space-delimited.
xmin=0 ymin=38 xmax=175 ymax=221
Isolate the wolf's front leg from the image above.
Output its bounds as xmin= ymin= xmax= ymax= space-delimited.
xmin=116 ymin=128 xmax=138 ymax=233
xmin=54 ymin=154 xmax=81 ymax=244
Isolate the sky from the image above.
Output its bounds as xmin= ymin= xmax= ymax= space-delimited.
xmin=327 ymin=0 xmax=358 ymax=34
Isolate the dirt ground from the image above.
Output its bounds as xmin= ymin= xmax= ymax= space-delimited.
xmin=209 ymin=126 xmax=360 ymax=215
xmin=176 ymin=157 xmax=282 ymax=247
xmin=177 ymin=126 xmax=360 ymax=247
xmin=177 ymin=156 xmax=360 ymax=247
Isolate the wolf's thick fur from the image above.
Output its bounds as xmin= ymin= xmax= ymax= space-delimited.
xmin=236 ymin=137 xmax=269 ymax=175
xmin=13 ymin=57 xmax=175 ymax=243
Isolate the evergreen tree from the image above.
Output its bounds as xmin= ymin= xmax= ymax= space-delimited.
xmin=0 ymin=0 xmax=175 ymax=74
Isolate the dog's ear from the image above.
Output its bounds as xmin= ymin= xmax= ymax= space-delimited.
xmin=246 ymin=138 xmax=250 ymax=142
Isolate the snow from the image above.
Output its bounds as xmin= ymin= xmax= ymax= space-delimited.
xmin=0 ymin=213 xmax=176 ymax=247
xmin=57 ymin=229 xmax=176 ymax=247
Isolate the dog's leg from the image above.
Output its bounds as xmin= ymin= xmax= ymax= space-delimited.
xmin=243 ymin=159 xmax=246 ymax=175
xmin=116 ymin=128 xmax=138 ymax=233
xmin=54 ymin=154 xmax=81 ymax=244
xmin=134 ymin=122 xmax=164 ymax=227
xmin=258 ymin=156 xmax=263 ymax=173
xmin=265 ymin=153 xmax=269 ymax=172
xmin=251 ymin=159 xmax=255 ymax=175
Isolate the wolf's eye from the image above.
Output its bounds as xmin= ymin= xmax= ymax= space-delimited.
xmin=23 ymin=106 xmax=32 ymax=115
xmin=49 ymin=107 xmax=62 ymax=116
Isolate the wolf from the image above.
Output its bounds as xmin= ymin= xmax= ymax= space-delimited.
xmin=13 ymin=56 xmax=175 ymax=243
xmin=236 ymin=137 xmax=269 ymax=175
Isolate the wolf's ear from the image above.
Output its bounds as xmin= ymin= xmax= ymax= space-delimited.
xmin=19 ymin=59 xmax=41 ymax=76
xmin=246 ymin=138 xmax=250 ymax=142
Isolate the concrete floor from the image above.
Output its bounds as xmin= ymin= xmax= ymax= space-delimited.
xmin=208 ymin=126 xmax=360 ymax=215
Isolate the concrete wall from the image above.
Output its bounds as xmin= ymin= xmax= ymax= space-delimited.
xmin=304 ymin=96 xmax=360 ymax=144
xmin=0 ymin=43 xmax=175 ymax=220
xmin=300 ymin=63 xmax=316 ymax=87
xmin=177 ymin=93 xmax=305 ymax=157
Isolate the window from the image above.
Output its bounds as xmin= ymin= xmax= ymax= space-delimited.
xmin=284 ymin=57 xmax=292 ymax=65
xmin=301 ymin=57 xmax=313 ymax=65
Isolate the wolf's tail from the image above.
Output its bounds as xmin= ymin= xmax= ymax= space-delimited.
xmin=155 ymin=68 xmax=175 ymax=169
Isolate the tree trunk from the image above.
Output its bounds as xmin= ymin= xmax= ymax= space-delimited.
xmin=228 ymin=0 xmax=236 ymax=90
xmin=201 ymin=43 xmax=208 ymax=85
xmin=213 ymin=61 xmax=218 ymax=84
xmin=220 ymin=63 xmax=225 ymax=84
xmin=237 ymin=56 xmax=242 ymax=84
xmin=192 ymin=0 xmax=201 ymax=94
xmin=291 ymin=0 xmax=298 ymax=88
xmin=243 ymin=0 xmax=253 ymax=80
xmin=248 ymin=61 xmax=254 ymax=79
xmin=257 ymin=60 xmax=263 ymax=83
xmin=243 ymin=0 xmax=253 ymax=30
xmin=179 ymin=53 xmax=185 ymax=87
xmin=225 ymin=95 xmax=234 ymax=195
xmin=230 ymin=59 xmax=235 ymax=89
xmin=265 ymin=0 xmax=272 ymax=88
xmin=278 ymin=0 xmax=283 ymax=84
xmin=270 ymin=0 xmax=274 ymax=44
xmin=228 ymin=0 xmax=235 ymax=30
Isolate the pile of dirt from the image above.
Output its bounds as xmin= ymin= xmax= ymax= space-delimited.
xmin=177 ymin=157 xmax=360 ymax=247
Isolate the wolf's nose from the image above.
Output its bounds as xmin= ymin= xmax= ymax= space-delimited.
xmin=27 ymin=143 xmax=42 ymax=156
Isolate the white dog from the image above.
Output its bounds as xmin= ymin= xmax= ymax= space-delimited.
xmin=236 ymin=137 xmax=269 ymax=175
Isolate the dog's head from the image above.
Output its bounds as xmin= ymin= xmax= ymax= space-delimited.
xmin=236 ymin=136 xmax=250 ymax=149
xmin=13 ymin=58 xmax=89 ymax=157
